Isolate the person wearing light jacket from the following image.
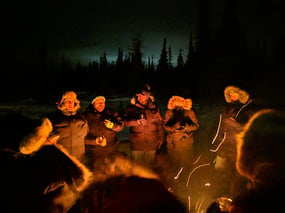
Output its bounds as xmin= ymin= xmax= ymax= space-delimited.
xmin=48 ymin=91 xmax=89 ymax=163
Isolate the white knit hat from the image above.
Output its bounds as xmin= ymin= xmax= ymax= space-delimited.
xmin=91 ymin=96 xmax=106 ymax=104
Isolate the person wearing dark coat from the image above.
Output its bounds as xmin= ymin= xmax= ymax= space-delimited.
xmin=84 ymin=96 xmax=124 ymax=169
xmin=123 ymin=84 xmax=164 ymax=168
xmin=211 ymin=85 xmax=251 ymax=198
xmin=48 ymin=91 xmax=89 ymax=163
xmin=163 ymin=95 xmax=199 ymax=205
xmin=164 ymin=95 xmax=199 ymax=170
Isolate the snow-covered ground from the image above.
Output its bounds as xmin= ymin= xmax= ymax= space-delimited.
xmin=0 ymin=95 xmax=237 ymax=211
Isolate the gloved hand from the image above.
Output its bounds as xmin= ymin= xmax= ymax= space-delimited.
xmin=95 ymin=136 xmax=107 ymax=147
xmin=47 ymin=135 xmax=60 ymax=145
xmin=104 ymin=119 xmax=114 ymax=129
xmin=174 ymin=122 xmax=184 ymax=130
xmin=137 ymin=118 xmax=147 ymax=126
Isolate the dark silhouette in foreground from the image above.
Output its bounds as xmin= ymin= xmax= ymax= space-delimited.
xmin=0 ymin=113 xmax=187 ymax=213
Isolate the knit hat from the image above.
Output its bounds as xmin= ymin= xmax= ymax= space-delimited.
xmin=131 ymin=84 xmax=155 ymax=105
xmin=91 ymin=96 xmax=106 ymax=104
xmin=136 ymin=84 xmax=151 ymax=96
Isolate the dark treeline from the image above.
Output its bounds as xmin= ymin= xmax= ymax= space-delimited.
xmin=3 ymin=0 xmax=284 ymax=108
xmin=4 ymin=31 xmax=284 ymax=106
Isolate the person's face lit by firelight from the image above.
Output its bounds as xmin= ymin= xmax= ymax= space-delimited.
xmin=64 ymin=99 xmax=75 ymax=112
xmin=137 ymin=93 xmax=148 ymax=106
xmin=94 ymin=99 xmax=105 ymax=112
xmin=230 ymin=91 xmax=239 ymax=101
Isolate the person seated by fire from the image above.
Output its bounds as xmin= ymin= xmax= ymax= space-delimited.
xmin=122 ymin=84 xmax=164 ymax=168
xmin=84 ymin=96 xmax=124 ymax=169
xmin=163 ymin=95 xmax=199 ymax=198
xmin=47 ymin=91 xmax=89 ymax=163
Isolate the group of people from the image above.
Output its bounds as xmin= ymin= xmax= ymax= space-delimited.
xmin=44 ymin=83 xmax=285 ymax=212
xmin=46 ymin=84 xmax=200 ymax=174
xmin=207 ymin=108 xmax=285 ymax=213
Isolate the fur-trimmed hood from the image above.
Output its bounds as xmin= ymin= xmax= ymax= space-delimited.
xmin=19 ymin=118 xmax=53 ymax=154
xmin=131 ymin=83 xmax=155 ymax=106
xmin=57 ymin=91 xmax=80 ymax=115
xmin=167 ymin=96 xmax=192 ymax=110
xmin=224 ymin=85 xmax=249 ymax=104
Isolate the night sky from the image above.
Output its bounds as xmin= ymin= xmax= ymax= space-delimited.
xmin=3 ymin=0 xmax=283 ymax=68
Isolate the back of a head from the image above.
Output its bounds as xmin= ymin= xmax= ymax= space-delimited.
xmin=236 ymin=109 xmax=285 ymax=188
xmin=231 ymin=109 xmax=285 ymax=212
xmin=0 ymin=112 xmax=42 ymax=151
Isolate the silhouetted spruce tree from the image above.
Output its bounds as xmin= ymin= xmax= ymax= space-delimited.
xmin=147 ymin=56 xmax=155 ymax=72
xmin=116 ymin=48 xmax=124 ymax=66
xmin=88 ymin=61 xmax=99 ymax=72
xmin=100 ymin=51 xmax=108 ymax=72
xmin=129 ymin=36 xmax=144 ymax=72
xmin=76 ymin=62 xmax=83 ymax=71
xmin=157 ymin=38 xmax=169 ymax=72
xmin=176 ymin=48 xmax=184 ymax=70
xmin=168 ymin=45 xmax=173 ymax=70
xmin=61 ymin=56 xmax=72 ymax=73
xmin=185 ymin=32 xmax=195 ymax=69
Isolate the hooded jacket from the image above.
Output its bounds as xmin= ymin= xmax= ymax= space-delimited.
xmin=123 ymin=98 xmax=164 ymax=151
xmin=48 ymin=91 xmax=88 ymax=162
xmin=164 ymin=96 xmax=199 ymax=141
xmin=84 ymin=105 xmax=124 ymax=156
xmin=49 ymin=110 xmax=88 ymax=162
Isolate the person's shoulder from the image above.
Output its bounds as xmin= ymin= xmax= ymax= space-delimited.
xmin=230 ymin=187 xmax=282 ymax=213
xmin=125 ymin=104 xmax=137 ymax=111
xmin=104 ymin=107 xmax=116 ymax=113
xmin=46 ymin=110 xmax=63 ymax=121
xmin=74 ymin=111 xmax=87 ymax=120
xmin=148 ymin=102 xmax=160 ymax=112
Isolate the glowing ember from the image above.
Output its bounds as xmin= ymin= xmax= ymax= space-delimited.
xmin=204 ymin=182 xmax=211 ymax=187
xmin=174 ymin=167 xmax=183 ymax=180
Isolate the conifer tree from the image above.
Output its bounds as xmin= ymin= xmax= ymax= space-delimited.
xmin=177 ymin=48 xmax=184 ymax=69
xmin=157 ymin=38 xmax=169 ymax=72
xmin=116 ymin=48 xmax=124 ymax=66
xmin=168 ymin=45 xmax=173 ymax=69
xmin=129 ymin=36 xmax=144 ymax=72
xmin=185 ymin=32 xmax=194 ymax=67
xmin=100 ymin=51 xmax=108 ymax=71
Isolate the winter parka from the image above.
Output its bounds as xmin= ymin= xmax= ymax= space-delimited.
xmin=123 ymin=101 xmax=164 ymax=152
xmin=163 ymin=96 xmax=199 ymax=167
xmin=84 ymin=105 xmax=124 ymax=157
xmin=49 ymin=111 xmax=89 ymax=162
xmin=211 ymin=113 xmax=243 ymax=162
